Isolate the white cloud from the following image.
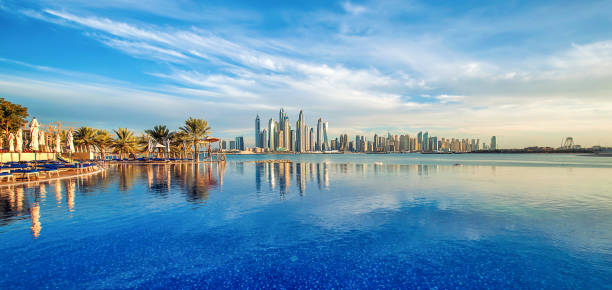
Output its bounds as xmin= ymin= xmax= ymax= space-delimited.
xmin=4 ymin=2 xmax=612 ymax=147
xmin=342 ymin=2 xmax=368 ymax=15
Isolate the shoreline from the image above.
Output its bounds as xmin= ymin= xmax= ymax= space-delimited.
xmin=224 ymin=151 xmax=596 ymax=155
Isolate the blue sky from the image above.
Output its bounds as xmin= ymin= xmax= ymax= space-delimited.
xmin=1 ymin=0 xmax=612 ymax=147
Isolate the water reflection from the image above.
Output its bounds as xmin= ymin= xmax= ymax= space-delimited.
xmin=248 ymin=161 xmax=446 ymax=197
xmin=0 ymin=162 xmax=227 ymax=238
xmin=1 ymin=160 xmax=609 ymax=242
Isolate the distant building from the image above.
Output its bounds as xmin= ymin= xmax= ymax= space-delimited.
xmin=255 ymin=115 xmax=261 ymax=148
xmin=235 ymin=136 xmax=245 ymax=151
xmin=262 ymin=129 xmax=268 ymax=150
xmin=491 ymin=136 xmax=497 ymax=150
xmin=316 ymin=118 xmax=322 ymax=151
xmin=268 ymin=118 xmax=276 ymax=151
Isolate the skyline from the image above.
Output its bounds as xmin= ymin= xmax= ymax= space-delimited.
xmin=2 ymin=1 xmax=612 ymax=147
xmin=249 ymin=107 xmax=499 ymax=152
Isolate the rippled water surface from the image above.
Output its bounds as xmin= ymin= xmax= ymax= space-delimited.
xmin=1 ymin=154 xmax=611 ymax=288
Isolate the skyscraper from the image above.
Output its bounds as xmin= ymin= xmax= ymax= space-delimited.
xmin=255 ymin=115 xmax=261 ymax=148
xmin=322 ymin=121 xmax=329 ymax=151
xmin=309 ymin=127 xmax=315 ymax=152
xmin=491 ymin=136 xmax=497 ymax=150
xmin=422 ymin=131 xmax=429 ymax=152
xmin=296 ymin=110 xmax=305 ymax=152
xmin=268 ymin=118 xmax=276 ymax=151
xmin=235 ymin=136 xmax=245 ymax=151
xmin=283 ymin=116 xmax=290 ymax=150
xmin=417 ymin=131 xmax=423 ymax=151
xmin=316 ymin=118 xmax=322 ymax=151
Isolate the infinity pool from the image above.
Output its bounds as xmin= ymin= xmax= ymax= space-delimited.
xmin=1 ymin=154 xmax=611 ymax=288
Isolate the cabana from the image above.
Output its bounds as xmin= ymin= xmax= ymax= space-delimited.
xmin=200 ymin=137 xmax=225 ymax=162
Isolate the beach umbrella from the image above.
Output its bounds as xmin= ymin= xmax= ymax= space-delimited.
xmin=8 ymin=133 xmax=15 ymax=152
xmin=66 ymin=130 xmax=75 ymax=153
xmin=55 ymin=133 xmax=62 ymax=153
xmin=39 ymin=130 xmax=46 ymax=151
xmin=29 ymin=117 xmax=40 ymax=151
xmin=15 ymin=129 xmax=23 ymax=152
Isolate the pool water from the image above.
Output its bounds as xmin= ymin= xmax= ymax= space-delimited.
xmin=1 ymin=154 xmax=611 ymax=288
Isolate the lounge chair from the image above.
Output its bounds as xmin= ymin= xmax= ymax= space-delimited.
xmin=0 ymin=171 xmax=15 ymax=182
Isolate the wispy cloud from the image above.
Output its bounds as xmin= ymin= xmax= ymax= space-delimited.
xmin=2 ymin=0 xmax=612 ymax=147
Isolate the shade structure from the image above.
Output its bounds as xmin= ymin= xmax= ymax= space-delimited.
xmin=202 ymin=137 xmax=221 ymax=144
xmin=29 ymin=117 xmax=40 ymax=151
xmin=66 ymin=130 xmax=75 ymax=153
xmin=15 ymin=129 xmax=23 ymax=152
xmin=55 ymin=133 xmax=62 ymax=153
xmin=8 ymin=133 xmax=14 ymax=152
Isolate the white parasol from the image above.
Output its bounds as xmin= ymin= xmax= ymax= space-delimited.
xmin=8 ymin=133 xmax=14 ymax=152
xmin=16 ymin=129 xmax=23 ymax=152
xmin=147 ymin=137 xmax=153 ymax=153
xmin=55 ymin=133 xmax=62 ymax=153
xmin=39 ymin=130 xmax=46 ymax=150
xmin=29 ymin=117 xmax=40 ymax=151
xmin=66 ymin=130 xmax=75 ymax=153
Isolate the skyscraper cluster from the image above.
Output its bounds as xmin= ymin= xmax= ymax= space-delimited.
xmin=327 ymin=132 xmax=496 ymax=153
xmin=255 ymin=108 xmax=330 ymax=152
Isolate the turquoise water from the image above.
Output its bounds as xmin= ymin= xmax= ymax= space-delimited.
xmin=1 ymin=154 xmax=611 ymax=288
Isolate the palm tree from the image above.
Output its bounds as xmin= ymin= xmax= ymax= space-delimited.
xmin=95 ymin=130 xmax=114 ymax=160
xmin=112 ymin=128 xmax=137 ymax=159
xmin=74 ymin=126 xmax=98 ymax=152
xmin=144 ymin=125 xmax=172 ymax=145
xmin=179 ymin=117 xmax=211 ymax=161
xmin=172 ymin=131 xmax=191 ymax=159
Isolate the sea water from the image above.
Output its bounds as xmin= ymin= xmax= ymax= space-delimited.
xmin=1 ymin=154 xmax=611 ymax=288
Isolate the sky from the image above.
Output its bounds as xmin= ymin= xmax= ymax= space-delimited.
xmin=1 ymin=0 xmax=611 ymax=148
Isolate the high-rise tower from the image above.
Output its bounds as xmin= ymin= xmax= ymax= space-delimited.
xmin=296 ymin=110 xmax=305 ymax=152
xmin=255 ymin=115 xmax=261 ymax=148
xmin=316 ymin=118 xmax=322 ymax=151
xmin=268 ymin=118 xmax=276 ymax=151
xmin=322 ymin=121 xmax=329 ymax=151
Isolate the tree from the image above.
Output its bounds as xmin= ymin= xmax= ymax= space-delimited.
xmin=172 ymin=131 xmax=191 ymax=159
xmin=112 ymin=128 xmax=137 ymax=159
xmin=179 ymin=117 xmax=211 ymax=161
xmin=144 ymin=125 xmax=172 ymax=145
xmin=0 ymin=98 xmax=28 ymax=134
xmin=74 ymin=127 xmax=98 ymax=152
xmin=95 ymin=130 xmax=114 ymax=160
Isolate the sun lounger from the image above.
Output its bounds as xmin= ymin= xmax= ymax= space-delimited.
xmin=0 ymin=171 xmax=15 ymax=182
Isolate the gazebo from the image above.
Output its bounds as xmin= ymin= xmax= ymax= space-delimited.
xmin=200 ymin=137 xmax=224 ymax=162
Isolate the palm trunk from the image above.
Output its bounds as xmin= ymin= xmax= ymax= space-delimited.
xmin=194 ymin=138 xmax=198 ymax=162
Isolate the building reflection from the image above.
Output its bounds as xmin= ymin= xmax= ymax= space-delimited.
xmin=252 ymin=161 xmax=331 ymax=197
xmin=0 ymin=161 xmax=451 ymax=238
xmin=248 ymin=161 xmax=448 ymax=197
